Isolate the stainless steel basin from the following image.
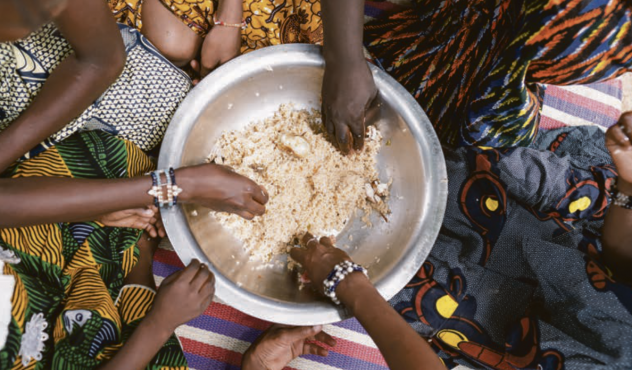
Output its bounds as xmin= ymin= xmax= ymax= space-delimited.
xmin=158 ymin=44 xmax=447 ymax=325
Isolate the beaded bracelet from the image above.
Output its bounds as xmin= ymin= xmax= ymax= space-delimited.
xmin=612 ymin=180 xmax=632 ymax=210
xmin=148 ymin=168 xmax=183 ymax=208
xmin=213 ymin=14 xmax=247 ymax=29
xmin=323 ymin=261 xmax=368 ymax=305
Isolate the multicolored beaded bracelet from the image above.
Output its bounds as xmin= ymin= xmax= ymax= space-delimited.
xmin=148 ymin=168 xmax=183 ymax=208
xmin=323 ymin=261 xmax=369 ymax=305
xmin=213 ymin=14 xmax=247 ymax=30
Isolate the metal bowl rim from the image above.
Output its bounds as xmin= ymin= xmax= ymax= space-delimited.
xmin=158 ymin=44 xmax=448 ymax=325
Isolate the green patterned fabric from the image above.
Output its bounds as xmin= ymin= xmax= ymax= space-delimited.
xmin=0 ymin=132 xmax=187 ymax=369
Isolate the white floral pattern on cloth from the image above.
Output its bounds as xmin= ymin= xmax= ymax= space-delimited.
xmin=0 ymin=261 xmax=15 ymax=351
xmin=18 ymin=313 xmax=48 ymax=366
xmin=0 ymin=246 xmax=20 ymax=264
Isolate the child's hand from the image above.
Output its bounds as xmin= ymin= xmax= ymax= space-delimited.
xmin=178 ymin=164 xmax=269 ymax=220
xmin=198 ymin=25 xmax=242 ymax=79
xmin=98 ymin=205 xmax=165 ymax=238
xmin=149 ymin=259 xmax=215 ymax=332
xmin=242 ymin=324 xmax=336 ymax=370
xmin=607 ymin=112 xmax=632 ymax=194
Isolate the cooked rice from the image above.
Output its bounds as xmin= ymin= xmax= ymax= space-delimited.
xmin=207 ymin=105 xmax=389 ymax=261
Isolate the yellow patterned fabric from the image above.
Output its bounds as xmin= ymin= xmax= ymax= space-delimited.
xmin=0 ymin=132 xmax=187 ymax=369
xmin=107 ymin=0 xmax=323 ymax=53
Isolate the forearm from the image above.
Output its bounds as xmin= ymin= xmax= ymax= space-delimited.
xmin=339 ymin=274 xmax=444 ymax=370
xmin=602 ymin=180 xmax=632 ymax=283
xmin=0 ymin=176 xmax=153 ymax=227
xmin=322 ymin=0 xmax=365 ymax=63
xmin=0 ymin=54 xmax=124 ymax=171
xmin=97 ymin=312 xmax=174 ymax=370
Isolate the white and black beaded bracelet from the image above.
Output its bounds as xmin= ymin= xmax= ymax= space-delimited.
xmin=612 ymin=181 xmax=632 ymax=210
xmin=323 ymin=261 xmax=369 ymax=305
xmin=147 ymin=168 xmax=183 ymax=208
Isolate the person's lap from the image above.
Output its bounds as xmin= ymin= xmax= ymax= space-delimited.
xmin=391 ymin=127 xmax=632 ymax=369
xmin=0 ymin=131 xmax=187 ymax=369
xmin=364 ymin=0 xmax=632 ymax=147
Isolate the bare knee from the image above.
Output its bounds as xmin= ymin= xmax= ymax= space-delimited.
xmin=141 ymin=0 xmax=202 ymax=67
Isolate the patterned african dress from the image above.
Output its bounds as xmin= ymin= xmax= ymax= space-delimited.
xmin=364 ymin=0 xmax=632 ymax=147
xmin=107 ymin=0 xmax=323 ymax=54
xmin=0 ymin=22 xmax=191 ymax=159
xmin=0 ymin=131 xmax=187 ymax=369
xmin=391 ymin=126 xmax=632 ymax=369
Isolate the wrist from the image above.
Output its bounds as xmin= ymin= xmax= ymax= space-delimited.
xmin=241 ymin=348 xmax=265 ymax=370
xmin=617 ymin=179 xmax=632 ymax=196
xmin=140 ymin=311 xmax=176 ymax=340
xmin=336 ymin=271 xmax=374 ymax=313
xmin=324 ymin=48 xmax=366 ymax=67
xmin=175 ymin=167 xmax=196 ymax=203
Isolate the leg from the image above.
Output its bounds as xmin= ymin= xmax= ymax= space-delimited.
xmin=141 ymin=0 xmax=202 ymax=67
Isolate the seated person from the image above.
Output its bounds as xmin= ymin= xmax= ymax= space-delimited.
xmin=0 ymin=0 xmax=191 ymax=172
xmin=0 ymin=8 xmax=266 ymax=369
xmin=362 ymin=0 xmax=632 ymax=148
xmin=107 ymin=0 xmax=323 ymax=75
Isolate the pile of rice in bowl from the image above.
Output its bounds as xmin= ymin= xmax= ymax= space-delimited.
xmin=207 ymin=105 xmax=390 ymax=262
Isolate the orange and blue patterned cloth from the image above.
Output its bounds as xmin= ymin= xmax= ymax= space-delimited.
xmin=108 ymin=0 xmax=323 ymax=54
xmin=364 ymin=0 xmax=632 ymax=148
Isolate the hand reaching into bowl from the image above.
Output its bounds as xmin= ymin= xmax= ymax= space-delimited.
xmin=322 ymin=62 xmax=377 ymax=155
xmin=290 ymin=232 xmax=445 ymax=370
xmin=177 ymin=164 xmax=268 ymax=220
xmin=151 ymin=259 xmax=215 ymax=331
xmin=100 ymin=260 xmax=215 ymax=370
xmin=321 ymin=0 xmax=377 ymax=155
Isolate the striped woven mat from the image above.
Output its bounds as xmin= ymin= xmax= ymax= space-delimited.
xmin=540 ymin=80 xmax=622 ymax=131
xmin=153 ymin=248 xmax=389 ymax=370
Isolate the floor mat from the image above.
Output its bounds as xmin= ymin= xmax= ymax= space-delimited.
xmin=153 ymin=248 xmax=389 ymax=370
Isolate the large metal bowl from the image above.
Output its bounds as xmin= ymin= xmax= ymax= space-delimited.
xmin=158 ymin=44 xmax=447 ymax=325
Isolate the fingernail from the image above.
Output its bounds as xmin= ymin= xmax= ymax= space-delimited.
xmin=313 ymin=325 xmax=322 ymax=332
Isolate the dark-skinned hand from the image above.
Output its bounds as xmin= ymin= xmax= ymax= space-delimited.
xmin=98 ymin=205 xmax=165 ymax=238
xmin=606 ymin=112 xmax=632 ymax=195
xmin=289 ymin=232 xmax=353 ymax=295
xmin=178 ymin=164 xmax=269 ymax=220
xmin=321 ymin=62 xmax=377 ymax=154
xmin=242 ymin=324 xmax=336 ymax=370
xmin=149 ymin=259 xmax=215 ymax=332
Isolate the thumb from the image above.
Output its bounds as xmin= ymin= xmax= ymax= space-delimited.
xmin=281 ymin=325 xmax=323 ymax=343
